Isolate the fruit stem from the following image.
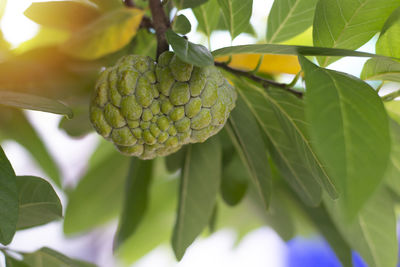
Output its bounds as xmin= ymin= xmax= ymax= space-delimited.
xmin=149 ymin=0 xmax=170 ymax=58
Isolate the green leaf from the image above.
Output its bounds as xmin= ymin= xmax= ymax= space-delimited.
xmin=376 ymin=7 xmax=400 ymax=58
xmin=193 ymin=0 xmax=220 ymax=38
xmin=216 ymin=0 xmax=253 ymax=39
xmin=16 ymin=176 xmax=62 ymax=230
xmin=23 ymin=247 xmax=96 ymax=267
xmin=325 ymin=187 xmax=398 ymax=267
xmin=24 ymin=1 xmax=100 ymax=32
xmin=227 ymin=74 xmax=337 ymax=205
xmin=299 ymin=56 xmax=391 ymax=218
xmin=165 ymin=30 xmax=214 ymax=67
xmin=220 ymin=155 xmax=249 ymax=206
xmin=0 ymin=146 xmax=18 ymax=245
xmin=212 ymin=43 xmax=385 ymax=58
xmin=385 ymin=120 xmax=400 ymax=196
xmin=0 ymin=108 xmax=61 ymax=186
xmin=385 ymin=101 xmax=400 ymax=125
xmin=225 ymin=96 xmax=272 ymax=209
xmin=114 ymin=159 xmax=153 ymax=249
xmin=173 ymin=0 xmax=208 ymax=9
xmin=172 ymin=14 xmax=191 ymax=35
xmin=5 ymin=255 xmax=29 ymax=267
xmin=63 ymin=141 xmax=130 ymax=234
xmin=59 ymin=106 xmax=92 ymax=138
xmin=60 ymin=8 xmax=144 ymax=60
xmin=172 ymin=137 xmax=222 ymax=260
xmin=361 ymin=58 xmax=400 ymax=82
xmin=131 ymin=29 xmax=157 ymax=58
xmin=266 ymin=0 xmax=318 ymax=44
xmin=165 ymin=147 xmax=186 ymax=173
xmin=116 ymin=169 xmax=178 ymax=264
xmin=313 ymin=0 xmax=400 ymax=66
xmin=0 ymin=91 xmax=73 ymax=118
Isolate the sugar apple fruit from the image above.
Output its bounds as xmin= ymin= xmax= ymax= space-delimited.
xmin=89 ymin=51 xmax=236 ymax=160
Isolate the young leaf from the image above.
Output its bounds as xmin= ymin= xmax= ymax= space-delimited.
xmin=24 ymin=1 xmax=101 ymax=32
xmin=63 ymin=141 xmax=130 ymax=234
xmin=172 ymin=14 xmax=191 ymax=35
xmin=61 ymin=8 xmax=144 ymax=60
xmin=299 ymin=56 xmax=391 ymax=218
xmin=220 ymin=155 xmax=249 ymax=206
xmin=225 ymin=96 xmax=272 ymax=209
xmin=114 ymin=159 xmax=153 ymax=249
xmin=313 ymin=0 xmax=400 ymax=66
xmin=165 ymin=30 xmax=214 ymax=67
xmin=193 ymin=0 xmax=220 ymax=38
xmin=173 ymin=0 xmax=208 ymax=9
xmin=16 ymin=176 xmax=62 ymax=230
xmin=376 ymin=7 xmax=400 ymax=58
xmin=216 ymin=0 xmax=253 ymax=40
xmin=0 ymin=146 xmax=18 ymax=245
xmin=0 ymin=91 xmax=73 ymax=118
xmin=325 ymin=187 xmax=398 ymax=267
xmin=227 ymin=75 xmax=337 ymax=205
xmin=266 ymin=0 xmax=318 ymax=44
xmin=212 ymin=44 xmax=384 ymax=58
xmin=22 ymin=247 xmax=96 ymax=267
xmin=0 ymin=108 xmax=61 ymax=186
xmin=172 ymin=137 xmax=222 ymax=260
xmin=361 ymin=58 xmax=400 ymax=83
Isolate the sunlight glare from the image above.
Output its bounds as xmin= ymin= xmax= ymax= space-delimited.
xmin=1 ymin=0 xmax=39 ymax=47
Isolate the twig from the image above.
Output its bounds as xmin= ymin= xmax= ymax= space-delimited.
xmin=123 ymin=0 xmax=136 ymax=7
xmin=149 ymin=0 xmax=170 ymax=58
xmin=215 ymin=62 xmax=303 ymax=98
xmin=140 ymin=16 xmax=154 ymax=29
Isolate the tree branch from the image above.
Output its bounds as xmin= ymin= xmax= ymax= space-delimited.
xmin=149 ymin=0 xmax=170 ymax=58
xmin=215 ymin=62 xmax=303 ymax=98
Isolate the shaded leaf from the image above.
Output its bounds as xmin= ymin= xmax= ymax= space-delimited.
xmin=172 ymin=137 xmax=222 ymax=260
xmin=23 ymin=247 xmax=96 ymax=267
xmin=300 ymin=56 xmax=391 ymax=218
xmin=61 ymin=8 xmax=144 ymax=60
xmin=172 ymin=14 xmax=191 ymax=35
xmin=114 ymin=159 xmax=153 ymax=249
xmin=0 ymin=91 xmax=73 ymax=118
xmin=116 ymin=168 xmax=178 ymax=264
xmin=173 ymin=0 xmax=208 ymax=9
xmin=376 ymin=6 xmax=400 ymax=58
xmin=24 ymin=1 xmax=100 ymax=32
xmin=193 ymin=0 xmax=220 ymax=38
xmin=0 ymin=108 xmax=61 ymax=186
xmin=361 ymin=58 xmax=400 ymax=82
xmin=59 ymin=106 xmax=92 ymax=137
xmin=131 ymin=29 xmax=157 ymax=59
xmin=165 ymin=148 xmax=186 ymax=173
xmin=166 ymin=30 xmax=214 ymax=67
xmin=16 ymin=176 xmax=62 ymax=230
xmin=227 ymin=74 xmax=337 ymax=205
xmin=226 ymin=96 xmax=272 ymax=208
xmin=266 ymin=0 xmax=318 ymax=43
xmin=313 ymin=0 xmax=400 ymax=66
xmin=220 ymin=155 xmax=249 ymax=206
xmin=325 ymin=187 xmax=398 ymax=267
xmin=63 ymin=141 xmax=130 ymax=234
xmin=217 ymin=0 xmax=253 ymax=39
xmin=212 ymin=43 xmax=384 ymax=58
xmin=0 ymin=146 xmax=18 ymax=245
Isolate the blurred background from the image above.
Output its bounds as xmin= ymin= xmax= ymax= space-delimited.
xmin=0 ymin=0 xmax=396 ymax=266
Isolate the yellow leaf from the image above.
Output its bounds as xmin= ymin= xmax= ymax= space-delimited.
xmin=216 ymin=54 xmax=301 ymax=74
xmin=60 ymin=8 xmax=144 ymax=60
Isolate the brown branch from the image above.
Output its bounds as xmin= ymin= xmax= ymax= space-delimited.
xmin=215 ymin=62 xmax=304 ymax=98
xmin=149 ymin=0 xmax=170 ymax=58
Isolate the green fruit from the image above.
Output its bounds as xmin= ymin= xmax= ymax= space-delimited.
xmin=90 ymin=52 xmax=236 ymax=159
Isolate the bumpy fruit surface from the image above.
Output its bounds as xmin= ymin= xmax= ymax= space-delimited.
xmin=89 ymin=51 xmax=236 ymax=159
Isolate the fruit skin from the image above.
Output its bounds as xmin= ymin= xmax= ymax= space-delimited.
xmin=90 ymin=51 xmax=236 ymax=160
